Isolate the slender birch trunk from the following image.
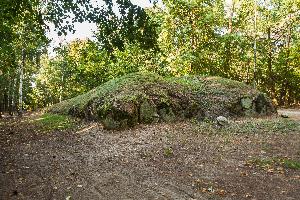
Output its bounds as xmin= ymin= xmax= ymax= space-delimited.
xmin=18 ymin=49 xmax=25 ymax=116
xmin=253 ymin=0 xmax=257 ymax=89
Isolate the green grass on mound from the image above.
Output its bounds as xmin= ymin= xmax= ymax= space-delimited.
xmin=49 ymin=73 xmax=164 ymax=114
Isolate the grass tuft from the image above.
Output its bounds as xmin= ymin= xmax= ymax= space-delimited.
xmin=283 ymin=159 xmax=300 ymax=170
xmin=163 ymin=147 xmax=174 ymax=158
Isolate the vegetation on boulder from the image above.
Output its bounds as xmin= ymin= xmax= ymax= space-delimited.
xmin=48 ymin=72 xmax=276 ymax=129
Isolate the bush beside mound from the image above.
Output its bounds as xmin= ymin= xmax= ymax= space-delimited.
xmin=48 ymin=72 xmax=276 ymax=129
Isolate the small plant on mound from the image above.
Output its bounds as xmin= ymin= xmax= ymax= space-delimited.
xmin=48 ymin=72 xmax=276 ymax=129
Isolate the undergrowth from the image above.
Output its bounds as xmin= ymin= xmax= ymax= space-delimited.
xmin=193 ymin=118 xmax=300 ymax=135
xmin=33 ymin=113 xmax=75 ymax=132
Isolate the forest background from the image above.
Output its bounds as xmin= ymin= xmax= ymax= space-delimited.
xmin=0 ymin=0 xmax=299 ymax=115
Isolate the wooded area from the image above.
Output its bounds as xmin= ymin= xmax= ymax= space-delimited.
xmin=0 ymin=0 xmax=299 ymax=116
xmin=1 ymin=1 xmax=300 ymax=199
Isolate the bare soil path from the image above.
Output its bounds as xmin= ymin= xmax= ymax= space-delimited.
xmin=278 ymin=109 xmax=300 ymax=121
xmin=0 ymin=114 xmax=299 ymax=200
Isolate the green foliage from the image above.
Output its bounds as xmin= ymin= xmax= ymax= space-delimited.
xmin=33 ymin=41 xmax=164 ymax=107
xmin=153 ymin=0 xmax=300 ymax=104
xmin=1 ymin=0 xmax=300 ymax=112
xmin=95 ymin=1 xmax=159 ymax=51
xmin=34 ymin=40 xmax=110 ymax=106
xmin=0 ymin=0 xmax=161 ymax=113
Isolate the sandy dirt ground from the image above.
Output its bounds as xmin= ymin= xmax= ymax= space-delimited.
xmin=278 ymin=109 xmax=300 ymax=121
xmin=0 ymin=112 xmax=299 ymax=200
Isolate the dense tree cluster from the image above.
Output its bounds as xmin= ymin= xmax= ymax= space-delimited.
xmin=0 ymin=0 xmax=299 ymax=115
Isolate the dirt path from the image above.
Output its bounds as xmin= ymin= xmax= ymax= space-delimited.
xmin=0 ymin=115 xmax=299 ymax=200
xmin=278 ymin=109 xmax=300 ymax=121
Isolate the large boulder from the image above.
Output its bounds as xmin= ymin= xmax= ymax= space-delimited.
xmin=140 ymin=100 xmax=159 ymax=123
xmin=48 ymin=72 xmax=276 ymax=129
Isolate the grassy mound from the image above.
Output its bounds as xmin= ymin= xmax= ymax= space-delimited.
xmin=48 ymin=72 xmax=276 ymax=129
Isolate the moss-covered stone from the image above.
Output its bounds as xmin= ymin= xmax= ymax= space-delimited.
xmin=158 ymin=107 xmax=176 ymax=122
xmin=241 ymin=97 xmax=253 ymax=109
xmin=48 ymin=72 xmax=276 ymax=129
xmin=140 ymin=100 xmax=159 ymax=123
xmin=255 ymin=94 xmax=268 ymax=114
xmin=102 ymin=115 xmax=121 ymax=130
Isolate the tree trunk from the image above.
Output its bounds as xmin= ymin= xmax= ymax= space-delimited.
xmin=279 ymin=14 xmax=292 ymax=106
xmin=18 ymin=49 xmax=25 ymax=116
xmin=253 ymin=0 xmax=257 ymax=89
xmin=228 ymin=0 xmax=235 ymax=34
xmin=3 ymin=88 xmax=8 ymax=112
xmin=267 ymin=27 xmax=275 ymax=99
xmin=283 ymin=14 xmax=292 ymax=106
xmin=0 ymin=93 xmax=3 ymax=118
xmin=59 ymin=63 xmax=65 ymax=103
xmin=8 ymin=74 xmax=14 ymax=116
xmin=11 ymin=77 xmax=17 ymax=115
xmin=223 ymin=0 xmax=235 ymax=78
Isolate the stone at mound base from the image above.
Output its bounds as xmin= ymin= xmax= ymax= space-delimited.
xmin=255 ymin=94 xmax=269 ymax=114
xmin=140 ymin=100 xmax=159 ymax=123
xmin=48 ymin=72 xmax=277 ymax=130
xmin=102 ymin=116 xmax=120 ymax=130
xmin=158 ymin=107 xmax=176 ymax=122
xmin=241 ymin=97 xmax=253 ymax=109
xmin=280 ymin=114 xmax=289 ymax=118
xmin=217 ymin=116 xmax=229 ymax=126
